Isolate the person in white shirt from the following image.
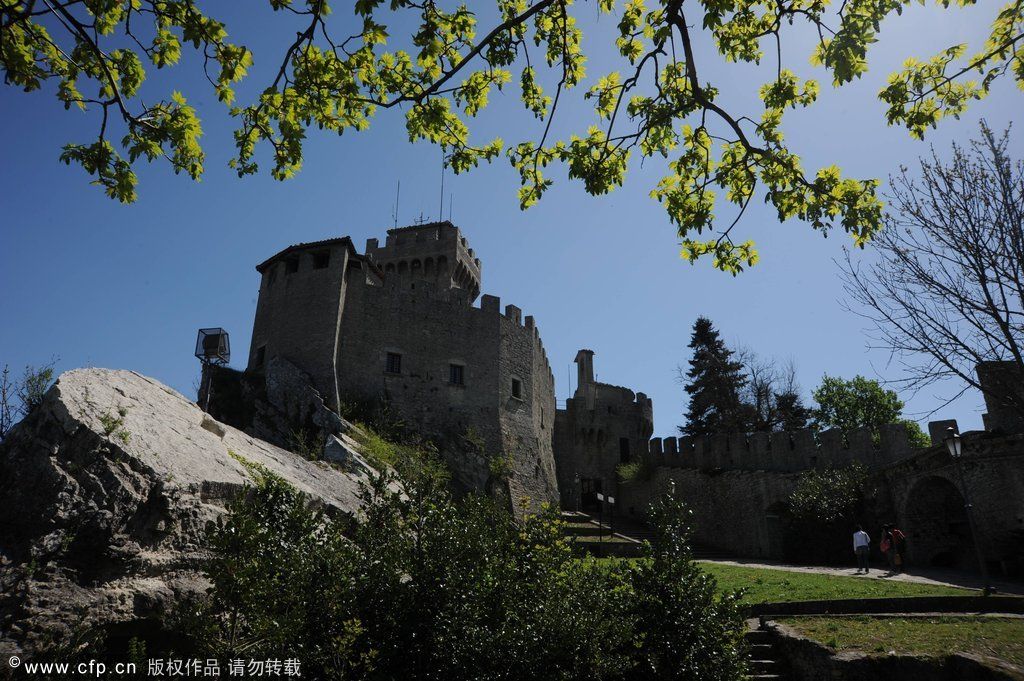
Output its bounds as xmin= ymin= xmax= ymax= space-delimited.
xmin=853 ymin=525 xmax=871 ymax=574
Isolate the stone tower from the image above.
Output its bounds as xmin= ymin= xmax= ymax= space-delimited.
xmin=365 ymin=222 xmax=482 ymax=300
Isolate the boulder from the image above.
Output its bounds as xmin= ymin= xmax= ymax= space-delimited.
xmin=0 ymin=368 xmax=370 ymax=657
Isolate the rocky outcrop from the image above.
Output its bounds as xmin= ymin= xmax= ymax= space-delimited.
xmin=0 ymin=368 xmax=372 ymax=657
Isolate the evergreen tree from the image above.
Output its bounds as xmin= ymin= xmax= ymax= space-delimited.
xmin=773 ymin=390 xmax=811 ymax=432
xmin=680 ymin=318 xmax=751 ymax=436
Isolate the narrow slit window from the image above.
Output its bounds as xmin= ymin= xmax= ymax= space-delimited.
xmin=449 ymin=364 xmax=464 ymax=386
xmin=254 ymin=345 xmax=266 ymax=369
xmin=511 ymin=378 xmax=523 ymax=400
xmin=385 ymin=352 xmax=402 ymax=375
xmin=312 ymin=251 xmax=330 ymax=269
xmin=285 ymin=256 xmax=300 ymax=274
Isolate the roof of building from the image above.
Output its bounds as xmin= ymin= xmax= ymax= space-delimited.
xmin=255 ymin=237 xmax=356 ymax=273
xmin=386 ymin=220 xmax=457 ymax=235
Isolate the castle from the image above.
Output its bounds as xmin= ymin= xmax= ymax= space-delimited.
xmin=240 ymin=223 xmax=1024 ymax=576
xmin=245 ymin=220 xmax=675 ymax=513
xmin=246 ymin=222 xmax=560 ymax=507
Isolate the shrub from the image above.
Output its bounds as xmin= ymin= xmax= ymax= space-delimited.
xmin=785 ymin=463 xmax=878 ymax=564
xmin=188 ymin=467 xmax=748 ymax=680
xmin=616 ymin=450 xmax=658 ymax=483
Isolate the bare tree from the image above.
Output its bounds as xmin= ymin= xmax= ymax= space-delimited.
xmin=0 ymin=360 xmax=58 ymax=441
xmin=0 ymin=365 xmax=14 ymax=440
xmin=842 ymin=122 xmax=1024 ymax=419
xmin=736 ymin=348 xmax=810 ymax=432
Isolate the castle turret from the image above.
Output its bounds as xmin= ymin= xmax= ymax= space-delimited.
xmin=575 ymin=349 xmax=595 ymax=386
xmin=365 ymin=221 xmax=482 ymax=301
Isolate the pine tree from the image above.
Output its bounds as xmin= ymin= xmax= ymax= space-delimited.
xmin=773 ymin=390 xmax=811 ymax=432
xmin=680 ymin=317 xmax=752 ymax=436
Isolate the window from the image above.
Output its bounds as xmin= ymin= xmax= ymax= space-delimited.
xmin=285 ymin=256 xmax=300 ymax=274
xmin=385 ymin=352 xmax=402 ymax=375
xmin=312 ymin=251 xmax=330 ymax=269
xmin=449 ymin=363 xmax=464 ymax=386
xmin=511 ymin=378 xmax=523 ymax=400
xmin=253 ymin=345 xmax=266 ymax=369
xmin=266 ymin=268 xmax=277 ymax=287
xmin=619 ymin=437 xmax=631 ymax=463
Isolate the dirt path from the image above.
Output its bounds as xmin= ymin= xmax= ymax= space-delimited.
xmin=698 ymin=558 xmax=1024 ymax=595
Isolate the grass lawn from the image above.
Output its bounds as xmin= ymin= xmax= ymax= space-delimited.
xmin=697 ymin=562 xmax=976 ymax=605
xmin=778 ymin=616 xmax=1024 ymax=665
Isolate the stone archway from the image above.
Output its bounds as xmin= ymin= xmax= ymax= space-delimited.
xmin=902 ymin=475 xmax=975 ymax=570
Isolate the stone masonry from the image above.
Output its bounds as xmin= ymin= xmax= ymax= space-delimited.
xmin=246 ymin=222 xmax=558 ymax=510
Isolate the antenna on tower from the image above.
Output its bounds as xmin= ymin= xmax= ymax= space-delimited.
xmin=449 ymin=193 xmax=454 ymax=222
xmin=439 ymin=147 xmax=446 ymax=222
xmin=392 ymin=180 xmax=401 ymax=228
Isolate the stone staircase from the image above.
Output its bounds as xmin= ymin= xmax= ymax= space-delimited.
xmin=562 ymin=511 xmax=736 ymax=561
xmin=744 ymin=623 xmax=788 ymax=680
xmin=561 ymin=511 xmax=644 ymax=557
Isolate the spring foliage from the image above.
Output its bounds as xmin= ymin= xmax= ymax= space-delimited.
xmin=4 ymin=1 xmax=1021 ymax=270
xmin=188 ymin=464 xmax=748 ymax=680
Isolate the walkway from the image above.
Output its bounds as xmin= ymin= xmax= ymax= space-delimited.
xmin=697 ymin=558 xmax=1024 ymax=595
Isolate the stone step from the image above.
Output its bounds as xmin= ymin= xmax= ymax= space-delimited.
xmin=744 ymin=625 xmax=789 ymax=680
xmin=744 ymin=629 xmax=772 ymax=643
xmin=746 ymin=643 xmax=779 ymax=660
xmin=562 ymin=523 xmax=612 ymax=537
xmin=748 ymin=659 xmax=781 ymax=673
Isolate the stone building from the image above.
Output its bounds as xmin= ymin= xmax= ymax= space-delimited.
xmin=246 ymin=221 xmax=558 ymax=509
xmin=237 ymin=220 xmax=1022 ymax=576
xmin=554 ymin=350 xmax=654 ymax=511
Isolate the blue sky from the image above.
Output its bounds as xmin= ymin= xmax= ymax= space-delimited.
xmin=0 ymin=2 xmax=1019 ymax=435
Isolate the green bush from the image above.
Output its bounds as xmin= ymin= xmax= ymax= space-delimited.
xmin=187 ymin=467 xmax=747 ymax=680
xmin=616 ymin=450 xmax=658 ymax=483
xmin=785 ymin=463 xmax=878 ymax=565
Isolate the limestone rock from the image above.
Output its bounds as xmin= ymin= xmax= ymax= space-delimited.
xmin=0 ymin=368 xmax=368 ymax=657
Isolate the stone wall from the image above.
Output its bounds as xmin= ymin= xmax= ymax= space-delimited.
xmin=247 ymin=238 xmax=355 ymax=410
xmin=766 ymin=621 xmax=1024 ymax=681
xmin=617 ymin=467 xmax=798 ymax=558
xmin=646 ymin=423 xmax=913 ymax=473
xmin=882 ymin=433 xmax=1024 ymax=575
xmin=334 ymin=263 xmax=558 ymax=510
xmin=554 ymin=350 xmax=654 ymax=510
xmin=243 ymin=224 xmax=560 ymax=512
xmin=498 ymin=310 xmax=559 ymax=509
xmin=616 ymin=427 xmax=1024 ymax=573
xmin=365 ymin=221 xmax=482 ymax=301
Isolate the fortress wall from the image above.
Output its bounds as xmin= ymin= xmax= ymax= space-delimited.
xmin=617 ymin=467 xmax=799 ymax=559
xmin=554 ymin=381 xmax=655 ymax=511
xmin=498 ymin=307 xmax=560 ymax=508
xmin=335 ymin=271 xmax=558 ymax=509
xmin=248 ymin=242 xmax=352 ymax=409
xmin=619 ymin=435 xmax=1024 ymax=566
xmin=645 ymin=423 xmax=915 ymax=473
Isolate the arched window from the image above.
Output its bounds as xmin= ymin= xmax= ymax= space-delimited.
xmin=424 ymin=257 xmax=434 ymax=274
xmin=397 ymin=261 xmax=408 ymax=274
xmin=411 ymin=259 xmax=422 ymax=274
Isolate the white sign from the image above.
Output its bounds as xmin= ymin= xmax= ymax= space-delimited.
xmin=596 ymin=492 xmax=605 ymax=501
xmin=607 ymin=496 xmax=615 ymax=504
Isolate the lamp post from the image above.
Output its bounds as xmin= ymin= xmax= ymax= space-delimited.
xmin=944 ymin=427 xmax=993 ymax=595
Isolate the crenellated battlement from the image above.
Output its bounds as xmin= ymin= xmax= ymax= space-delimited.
xmin=645 ymin=424 xmax=915 ymax=473
xmin=365 ymin=221 xmax=482 ymax=301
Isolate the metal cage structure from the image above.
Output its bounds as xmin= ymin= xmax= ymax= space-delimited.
xmin=195 ymin=328 xmax=231 ymax=366
xmin=195 ymin=328 xmax=230 ymax=413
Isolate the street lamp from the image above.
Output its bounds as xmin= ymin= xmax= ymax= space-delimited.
xmin=944 ymin=427 xmax=993 ymax=595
